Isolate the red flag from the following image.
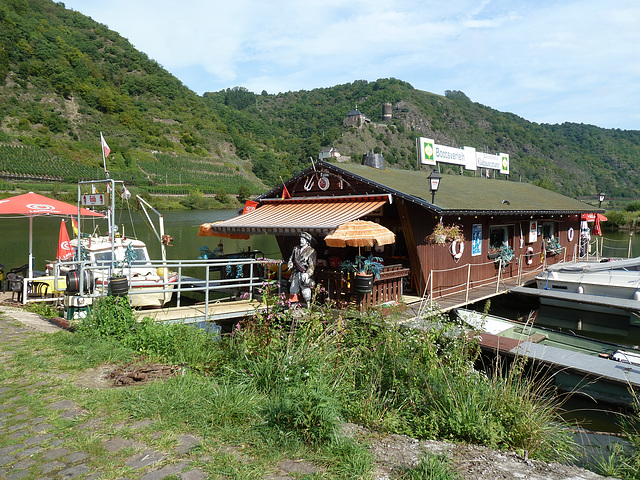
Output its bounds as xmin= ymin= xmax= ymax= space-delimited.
xmin=281 ymin=184 xmax=291 ymax=199
xmin=57 ymin=220 xmax=73 ymax=260
xmin=100 ymin=132 xmax=111 ymax=157
xmin=242 ymin=200 xmax=258 ymax=214
xmin=593 ymin=216 xmax=602 ymax=236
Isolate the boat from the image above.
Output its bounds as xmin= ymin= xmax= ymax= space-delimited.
xmin=535 ymin=257 xmax=640 ymax=300
xmin=50 ymin=178 xmax=177 ymax=309
xmin=66 ymin=233 xmax=178 ymax=308
xmin=455 ymin=307 xmax=640 ymax=406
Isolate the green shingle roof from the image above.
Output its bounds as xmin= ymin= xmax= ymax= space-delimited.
xmin=327 ymin=162 xmax=598 ymax=215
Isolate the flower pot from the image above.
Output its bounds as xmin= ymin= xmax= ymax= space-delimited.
xmin=353 ymin=273 xmax=374 ymax=294
xmin=109 ymin=276 xmax=129 ymax=296
xmin=434 ymin=234 xmax=446 ymax=244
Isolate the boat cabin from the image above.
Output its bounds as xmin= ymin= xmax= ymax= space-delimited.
xmin=205 ymin=160 xmax=601 ymax=308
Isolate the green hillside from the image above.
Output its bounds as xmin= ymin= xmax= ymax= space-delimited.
xmin=1 ymin=0 xmax=640 ymax=202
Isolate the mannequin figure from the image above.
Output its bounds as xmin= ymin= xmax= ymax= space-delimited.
xmin=287 ymin=232 xmax=317 ymax=306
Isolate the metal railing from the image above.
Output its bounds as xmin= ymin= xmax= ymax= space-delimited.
xmin=416 ymin=247 xmax=556 ymax=317
xmin=27 ymin=257 xmax=285 ymax=319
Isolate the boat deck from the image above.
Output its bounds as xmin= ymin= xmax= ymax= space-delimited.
xmin=513 ymin=340 xmax=640 ymax=386
xmin=513 ymin=286 xmax=640 ymax=312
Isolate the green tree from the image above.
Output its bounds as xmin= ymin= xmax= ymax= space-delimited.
xmin=237 ymin=185 xmax=251 ymax=203
xmin=215 ymin=187 xmax=229 ymax=204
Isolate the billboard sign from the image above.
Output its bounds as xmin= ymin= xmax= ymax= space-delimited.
xmin=476 ymin=152 xmax=509 ymax=174
xmin=418 ymin=139 xmax=509 ymax=174
xmin=418 ymin=138 xmax=435 ymax=165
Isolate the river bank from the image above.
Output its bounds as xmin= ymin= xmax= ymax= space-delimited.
xmin=0 ymin=300 xmax=621 ymax=480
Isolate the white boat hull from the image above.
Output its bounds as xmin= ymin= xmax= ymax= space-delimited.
xmin=536 ymin=258 xmax=640 ymax=301
xmin=94 ymin=273 xmax=178 ymax=308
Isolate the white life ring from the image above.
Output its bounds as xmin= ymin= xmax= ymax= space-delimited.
xmin=450 ymin=240 xmax=464 ymax=261
xmin=525 ymin=246 xmax=534 ymax=265
xmin=567 ymin=227 xmax=574 ymax=242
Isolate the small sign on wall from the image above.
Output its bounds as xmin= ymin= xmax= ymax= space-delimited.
xmin=528 ymin=221 xmax=538 ymax=243
xmin=471 ymin=224 xmax=482 ymax=256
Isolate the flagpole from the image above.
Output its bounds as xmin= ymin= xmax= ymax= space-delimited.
xmin=100 ymin=132 xmax=109 ymax=179
xmin=100 ymin=132 xmax=106 ymax=174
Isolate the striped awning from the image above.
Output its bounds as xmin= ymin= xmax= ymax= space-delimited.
xmin=203 ymin=194 xmax=391 ymax=236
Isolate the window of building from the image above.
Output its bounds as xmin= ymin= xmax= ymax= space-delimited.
xmin=542 ymin=222 xmax=556 ymax=240
xmin=489 ymin=226 xmax=510 ymax=249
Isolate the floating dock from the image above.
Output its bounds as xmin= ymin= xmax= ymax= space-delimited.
xmin=512 ymin=286 xmax=640 ymax=312
xmin=135 ymin=299 xmax=264 ymax=325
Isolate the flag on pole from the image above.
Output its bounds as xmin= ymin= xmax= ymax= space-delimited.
xmin=71 ymin=216 xmax=79 ymax=235
xmin=242 ymin=200 xmax=258 ymax=214
xmin=100 ymin=132 xmax=111 ymax=157
xmin=279 ymin=176 xmax=291 ymax=200
xmin=57 ymin=220 xmax=73 ymax=260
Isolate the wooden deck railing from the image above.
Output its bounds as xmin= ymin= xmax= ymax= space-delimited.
xmin=316 ymin=264 xmax=410 ymax=310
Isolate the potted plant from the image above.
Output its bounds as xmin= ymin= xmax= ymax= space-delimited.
xmin=494 ymin=245 xmax=515 ymax=266
xmin=109 ymin=271 xmax=129 ymax=296
xmin=544 ymin=237 xmax=562 ymax=256
xmin=340 ymin=254 xmax=384 ymax=293
xmin=427 ymin=223 xmax=464 ymax=244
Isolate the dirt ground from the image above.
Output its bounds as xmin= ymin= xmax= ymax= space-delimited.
xmin=1 ymin=303 xmax=620 ymax=480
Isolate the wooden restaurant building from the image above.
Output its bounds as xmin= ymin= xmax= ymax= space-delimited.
xmin=204 ymin=160 xmax=600 ymax=308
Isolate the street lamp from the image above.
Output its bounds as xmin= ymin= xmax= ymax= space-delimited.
xmin=428 ymin=170 xmax=442 ymax=204
xmin=598 ymin=192 xmax=605 ymax=208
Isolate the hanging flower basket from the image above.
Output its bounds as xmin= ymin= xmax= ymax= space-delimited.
xmin=427 ymin=224 xmax=464 ymax=245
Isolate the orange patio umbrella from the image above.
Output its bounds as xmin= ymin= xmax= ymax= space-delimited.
xmin=324 ymin=220 xmax=395 ymax=248
xmin=0 ymin=192 xmax=104 ymax=294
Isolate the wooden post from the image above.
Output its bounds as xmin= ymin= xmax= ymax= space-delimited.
xmin=465 ymin=263 xmax=471 ymax=303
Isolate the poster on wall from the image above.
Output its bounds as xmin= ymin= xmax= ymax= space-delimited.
xmin=529 ymin=221 xmax=538 ymax=243
xmin=472 ymin=224 xmax=482 ymax=256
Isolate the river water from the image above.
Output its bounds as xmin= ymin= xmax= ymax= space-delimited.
xmin=0 ymin=208 xmax=280 ymax=274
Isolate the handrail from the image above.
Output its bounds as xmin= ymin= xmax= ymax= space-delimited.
xmin=30 ymin=257 xmax=284 ymax=308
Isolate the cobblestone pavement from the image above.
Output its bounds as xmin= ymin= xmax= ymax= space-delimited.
xmin=0 ymin=307 xmax=211 ymax=480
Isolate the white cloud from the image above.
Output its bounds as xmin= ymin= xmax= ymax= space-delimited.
xmin=62 ymin=0 xmax=640 ymax=129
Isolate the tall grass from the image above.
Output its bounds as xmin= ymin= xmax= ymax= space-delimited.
xmin=63 ymin=294 xmax=576 ymax=474
xmin=595 ymin=392 xmax=640 ymax=479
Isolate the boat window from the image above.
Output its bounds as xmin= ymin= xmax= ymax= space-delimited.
xmin=542 ymin=222 xmax=556 ymax=240
xmin=489 ymin=226 xmax=509 ymax=249
xmin=131 ymin=248 xmax=149 ymax=264
xmin=94 ymin=251 xmax=112 ymax=266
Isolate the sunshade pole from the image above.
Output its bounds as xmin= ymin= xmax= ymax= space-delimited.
xmin=23 ymin=215 xmax=34 ymax=304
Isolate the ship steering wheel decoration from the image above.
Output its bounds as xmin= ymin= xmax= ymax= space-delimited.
xmin=318 ymin=175 xmax=330 ymax=191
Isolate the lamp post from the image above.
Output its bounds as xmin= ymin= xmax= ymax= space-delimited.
xmin=598 ymin=192 xmax=605 ymax=208
xmin=428 ymin=170 xmax=442 ymax=204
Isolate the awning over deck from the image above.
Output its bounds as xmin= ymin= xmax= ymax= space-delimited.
xmin=202 ymin=194 xmax=391 ymax=236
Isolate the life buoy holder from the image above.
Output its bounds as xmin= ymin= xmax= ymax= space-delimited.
xmin=525 ymin=246 xmax=534 ymax=265
xmin=450 ymin=240 xmax=464 ymax=261
xmin=567 ymin=227 xmax=574 ymax=242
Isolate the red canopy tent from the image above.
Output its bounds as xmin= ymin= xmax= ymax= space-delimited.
xmin=0 ymin=192 xmax=104 ymax=296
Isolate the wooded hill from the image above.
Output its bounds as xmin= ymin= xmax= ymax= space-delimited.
xmin=1 ymin=0 xmax=640 ymax=202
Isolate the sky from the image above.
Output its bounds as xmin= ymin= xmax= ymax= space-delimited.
xmin=61 ymin=0 xmax=640 ymax=131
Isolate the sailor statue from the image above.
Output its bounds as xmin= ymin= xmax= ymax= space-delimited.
xmin=287 ymin=231 xmax=317 ymax=306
